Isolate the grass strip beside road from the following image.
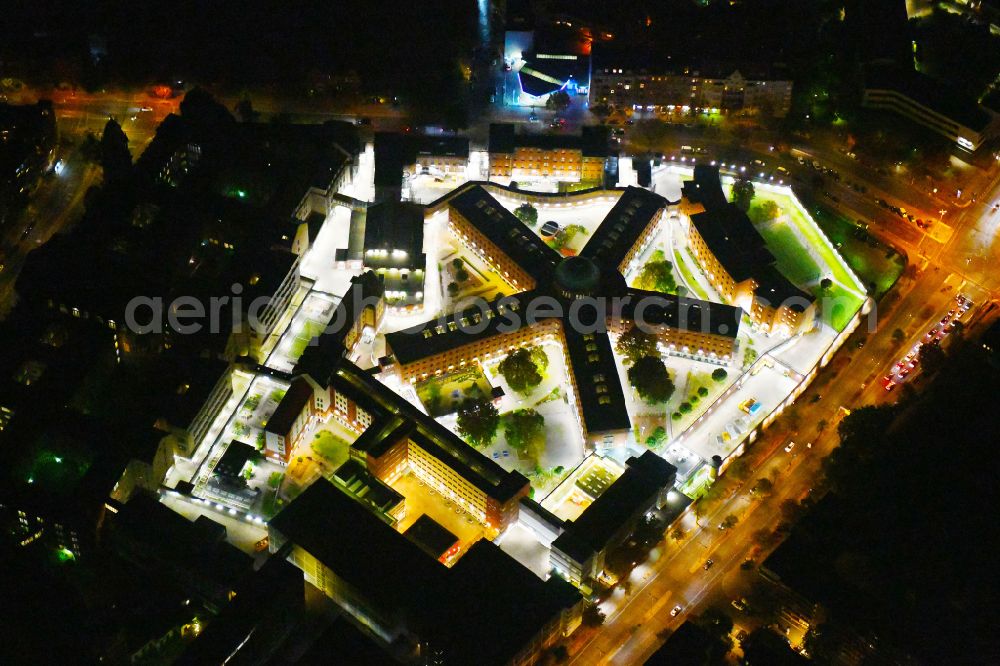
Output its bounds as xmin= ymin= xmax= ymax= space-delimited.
xmin=673 ymin=248 xmax=710 ymax=300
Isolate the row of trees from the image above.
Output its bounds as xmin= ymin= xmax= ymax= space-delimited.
xmin=616 ymin=325 xmax=675 ymax=404
xmin=455 ymin=399 xmax=546 ymax=458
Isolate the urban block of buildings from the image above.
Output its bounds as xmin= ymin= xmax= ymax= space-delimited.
xmin=488 ymin=123 xmax=612 ymax=185
xmin=384 ymin=183 xmax=742 ymax=451
xmin=590 ymin=64 xmax=794 ymax=118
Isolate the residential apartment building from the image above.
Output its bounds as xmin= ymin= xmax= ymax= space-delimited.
xmin=448 ymin=185 xmax=561 ymax=291
xmin=488 ymin=124 xmax=609 ymax=184
xmin=590 ymin=66 xmax=793 ymax=117
xmin=682 ymin=167 xmax=816 ymax=335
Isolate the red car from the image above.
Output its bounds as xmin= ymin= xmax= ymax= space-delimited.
xmin=882 ymin=376 xmax=896 ymax=391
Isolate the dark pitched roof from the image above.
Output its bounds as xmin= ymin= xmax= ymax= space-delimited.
xmin=689 ymin=205 xmax=814 ymax=306
xmin=270 ymin=480 xmax=579 ymax=665
xmin=214 ymin=440 xmax=255 ymax=478
xmin=690 ymin=204 xmax=776 ymax=282
xmin=681 ymin=165 xmax=728 ymax=211
xmin=331 ymin=362 xmax=529 ymax=505
xmin=621 ymin=288 xmax=743 ymax=339
xmin=332 ymin=458 xmax=405 ymax=516
xmin=581 ymin=186 xmax=667 ymax=267
xmin=264 ymin=377 xmax=313 ymax=436
xmin=373 ymin=132 xmax=470 ymax=188
xmin=296 ymin=617 xmax=400 ymax=665
xmin=385 ymin=291 xmax=539 ymax=366
xmin=177 ymin=555 xmax=303 ymax=665
xmin=159 ymin=356 xmax=231 ymax=430
xmin=488 ymin=123 xmax=609 ymax=158
xmin=448 ymin=185 xmax=561 ymax=281
xmin=552 ymin=451 xmax=676 ymax=560
xmin=563 ymin=327 xmax=631 ymax=435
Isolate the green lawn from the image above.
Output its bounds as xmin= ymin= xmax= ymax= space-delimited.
xmin=311 ymin=431 xmax=350 ymax=468
xmin=813 ymin=282 xmax=864 ymax=332
xmin=754 ymin=221 xmax=822 ymax=286
xmin=808 ymin=204 xmax=906 ymax=299
xmin=756 ymin=191 xmax=863 ymax=294
xmin=673 ymin=248 xmax=710 ymax=300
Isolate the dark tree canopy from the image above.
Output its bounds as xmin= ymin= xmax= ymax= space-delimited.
xmin=616 ymin=325 xmax=659 ymax=364
xmin=731 ymin=177 xmax=755 ymax=212
xmin=627 ymin=355 xmax=674 ymax=404
xmin=100 ymin=119 xmax=131 ymax=184
xmin=546 ymin=90 xmax=571 ymax=111
xmin=498 ymin=347 xmax=543 ymax=394
xmin=514 ymin=203 xmax=538 ymax=227
xmin=504 ymin=408 xmax=544 ymax=454
xmin=456 ymin=398 xmax=499 ymax=448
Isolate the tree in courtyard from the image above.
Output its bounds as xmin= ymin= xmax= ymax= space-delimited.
xmin=451 ymin=257 xmax=463 ymax=269
xmin=679 ymin=401 xmax=693 ymax=414
xmin=456 ymin=398 xmax=499 ymax=448
xmin=637 ymin=258 xmax=677 ymax=294
xmin=447 ymin=282 xmax=459 ymax=297
xmin=546 ymin=90 xmax=571 ymax=112
xmin=671 ymin=412 xmax=682 ymax=421
xmin=698 ymin=386 xmax=709 ymax=397
xmin=615 ymin=324 xmax=659 ymax=364
xmin=504 ymin=409 xmax=545 ymax=457
xmin=627 ymin=356 xmax=675 ymax=404
xmin=456 ymin=267 xmax=469 ymax=282
xmin=100 ymin=119 xmax=131 ymax=184
xmin=514 ymin=203 xmax=538 ymax=227
xmin=749 ymin=199 xmax=780 ymax=224
xmin=712 ymin=368 xmax=728 ymax=382
xmin=498 ymin=347 xmax=543 ymax=393
xmin=530 ymin=346 xmax=549 ymax=371
xmin=731 ymin=177 xmax=755 ymax=212
xmin=820 ymin=277 xmax=833 ymax=291
xmin=918 ymin=342 xmax=947 ymax=374
xmin=589 ymin=103 xmax=611 ymax=119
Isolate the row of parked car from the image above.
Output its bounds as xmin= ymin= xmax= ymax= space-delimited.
xmin=882 ymin=295 xmax=971 ymax=391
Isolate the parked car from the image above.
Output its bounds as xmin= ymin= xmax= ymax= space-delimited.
xmin=670 ymin=605 xmax=683 ymax=617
